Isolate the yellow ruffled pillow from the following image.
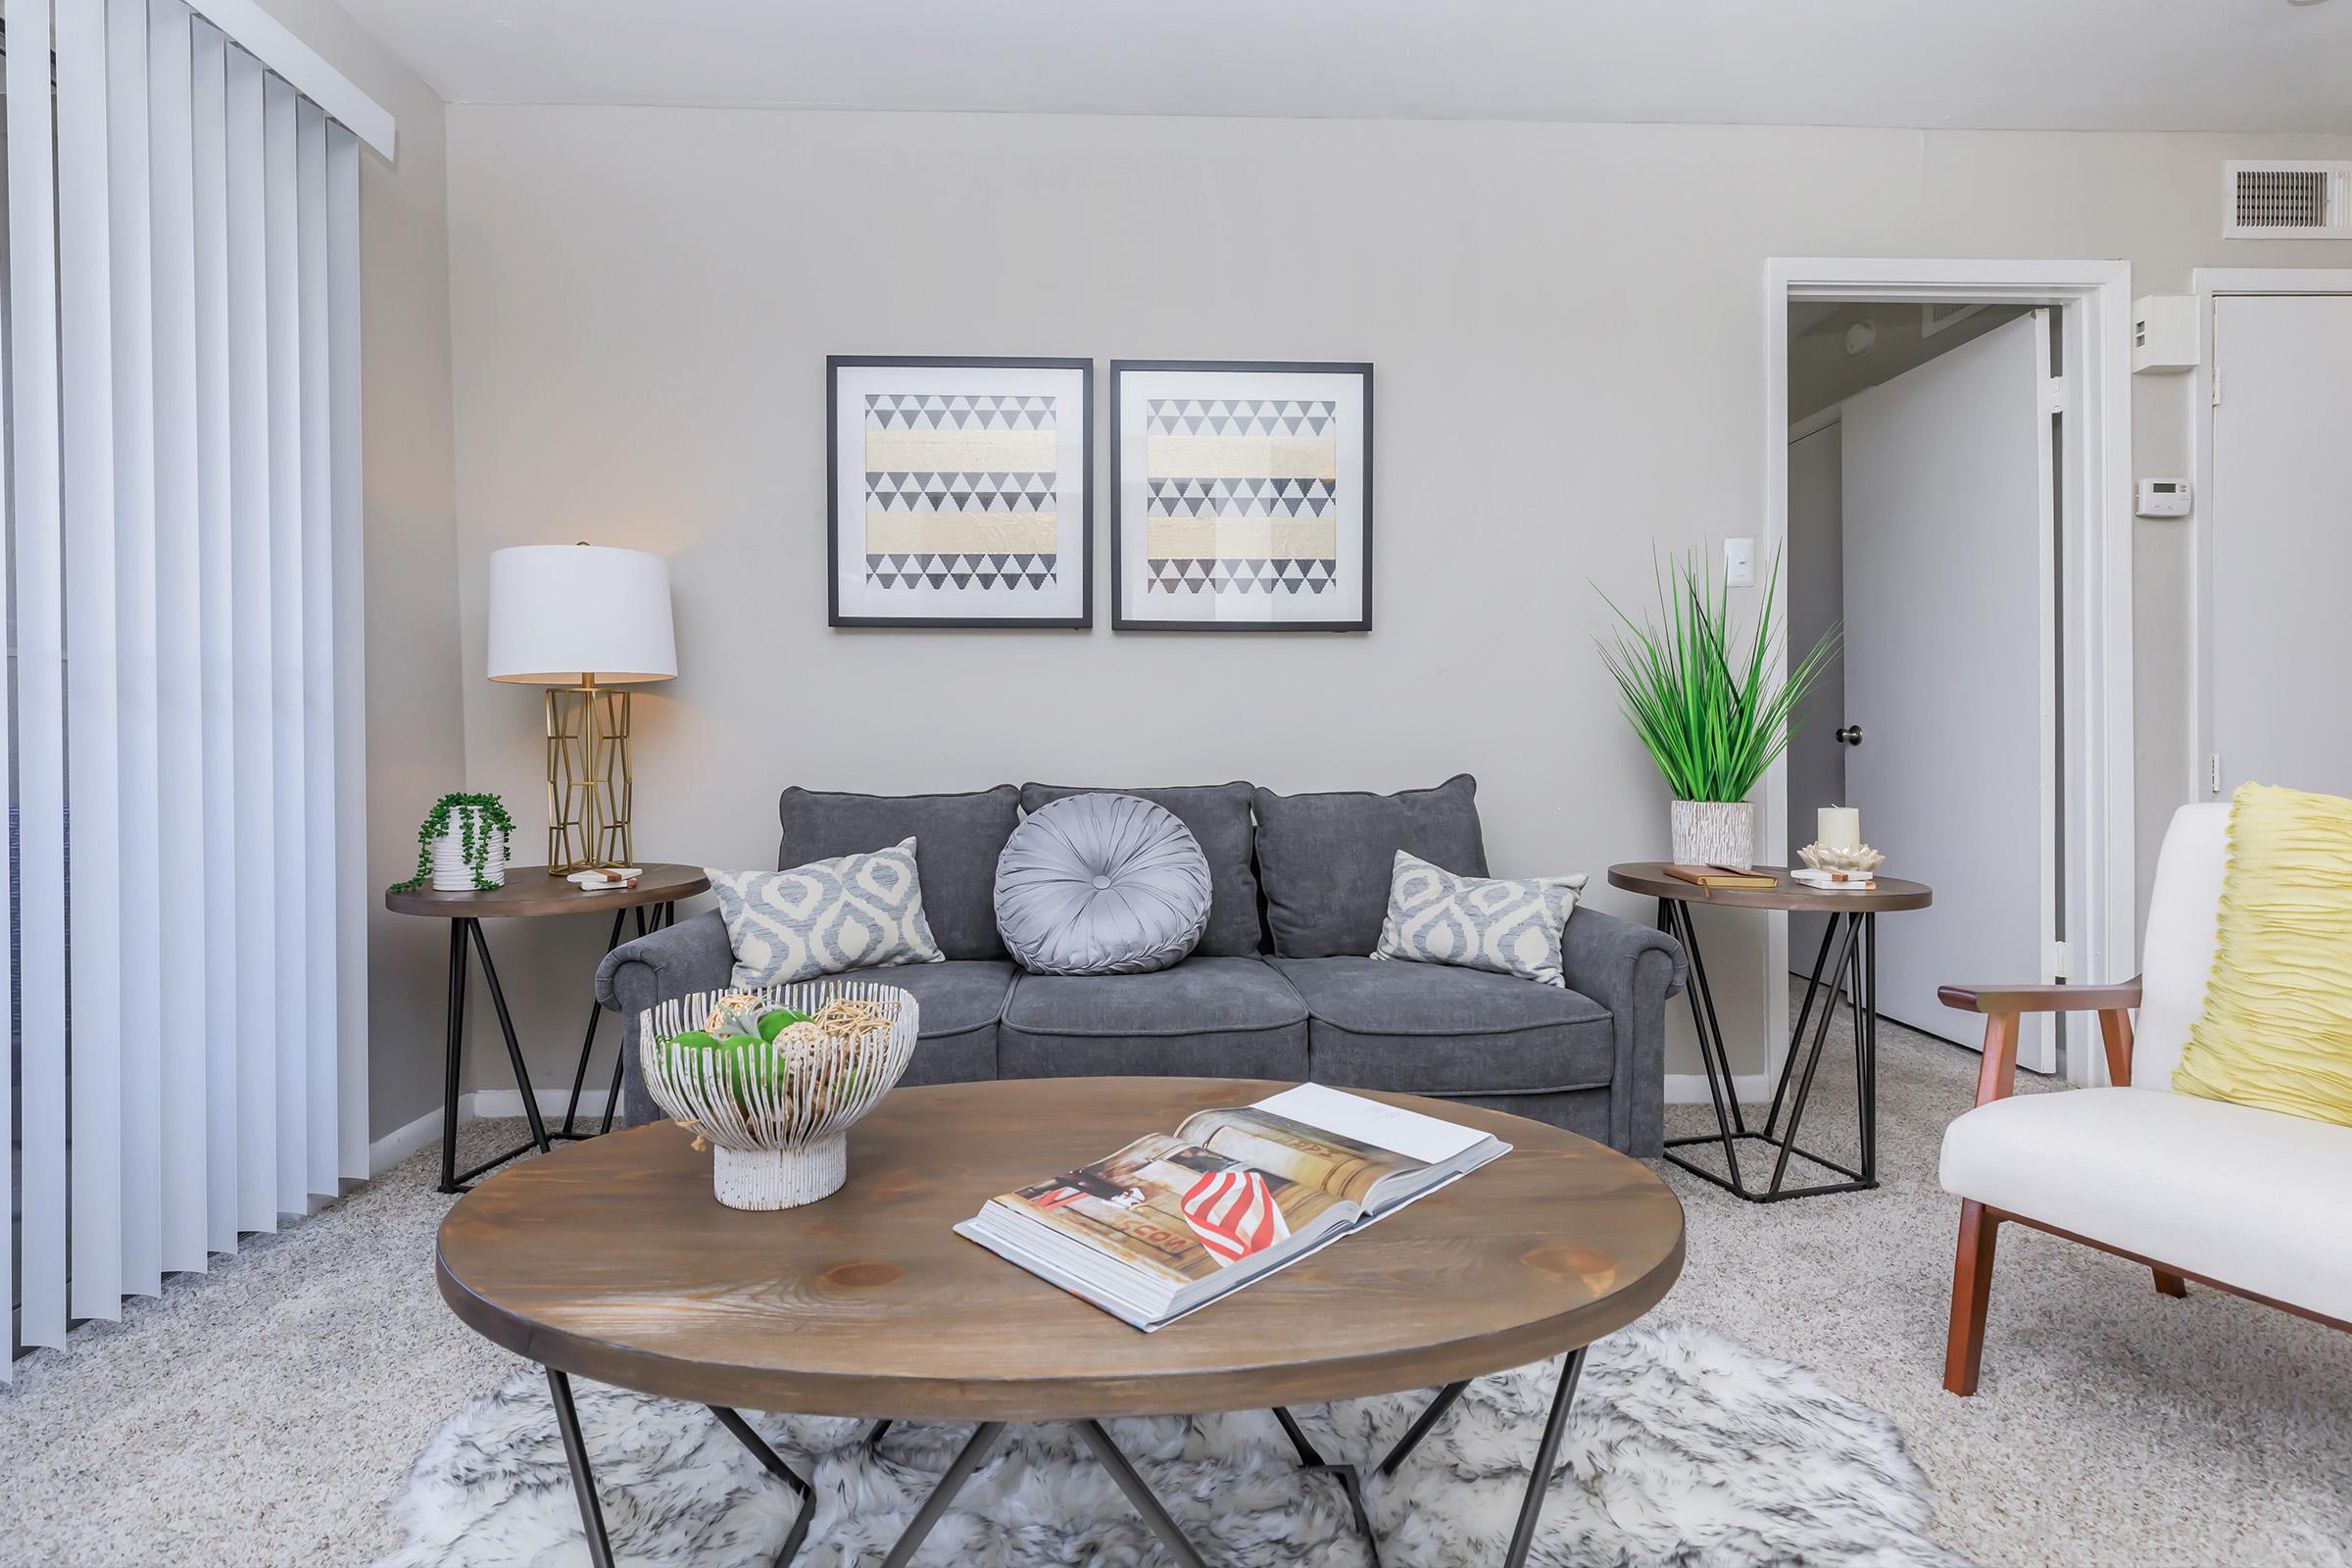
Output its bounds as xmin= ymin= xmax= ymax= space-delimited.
xmin=2175 ymin=782 xmax=2352 ymax=1126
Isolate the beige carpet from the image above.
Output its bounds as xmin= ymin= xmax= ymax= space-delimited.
xmin=1 ymin=993 xmax=2346 ymax=1567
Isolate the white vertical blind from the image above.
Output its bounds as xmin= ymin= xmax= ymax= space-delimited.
xmin=328 ymin=122 xmax=366 ymax=1185
xmin=59 ymin=0 xmax=129 ymax=1323
xmin=149 ymin=0 xmax=211 ymax=1277
xmin=8 ymin=0 xmax=369 ymax=1363
xmin=223 ymin=37 xmax=276 ymax=1237
xmin=8 ymin=0 xmax=73 ymax=1362
xmin=190 ymin=17 xmax=242 ymax=1258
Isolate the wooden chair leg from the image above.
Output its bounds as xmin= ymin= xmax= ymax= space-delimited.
xmin=1944 ymin=1200 xmax=2000 ymax=1396
xmin=2153 ymin=1268 xmax=2188 ymax=1298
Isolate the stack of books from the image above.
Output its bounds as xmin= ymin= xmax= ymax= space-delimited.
xmin=1663 ymin=863 xmax=1777 ymax=893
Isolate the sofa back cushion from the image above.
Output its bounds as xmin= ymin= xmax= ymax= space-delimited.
xmin=777 ymin=785 xmax=1018 ymax=960
xmin=1020 ymin=781 xmax=1263 ymax=956
xmin=1251 ymin=774 xmax=1488 ymax=958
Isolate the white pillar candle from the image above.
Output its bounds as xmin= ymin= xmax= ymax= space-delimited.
xmin=1818 ymin=806 xmax=1861 ymax=849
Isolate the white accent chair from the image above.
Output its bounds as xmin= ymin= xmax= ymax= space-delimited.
xmin=1935 ymin=803 xmax=2352 ymax=1396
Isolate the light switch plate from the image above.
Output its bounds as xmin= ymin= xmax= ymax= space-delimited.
xmin=1724 ymin=536 xmax=1757 ymax=588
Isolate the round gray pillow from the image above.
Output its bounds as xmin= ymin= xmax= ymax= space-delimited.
xmin=995 ymin=793 xmax=1212 ymax=975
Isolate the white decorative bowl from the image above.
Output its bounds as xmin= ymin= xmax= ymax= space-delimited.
xmin=639 ymin=980 xmax=919 ymax=1210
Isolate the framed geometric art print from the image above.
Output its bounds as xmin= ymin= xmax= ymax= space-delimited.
xmin=827 ymin=356 xmax=1093 ymax=628
xmin=1110 ymin=360 xmax=1372 ymax=631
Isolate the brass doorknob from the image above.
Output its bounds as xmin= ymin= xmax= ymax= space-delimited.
xmin=1837 ymin=725 xmax=1864 ymax=747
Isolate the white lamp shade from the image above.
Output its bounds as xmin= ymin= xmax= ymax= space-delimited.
xmin=486 ymin=544 xmax=678 ymax=684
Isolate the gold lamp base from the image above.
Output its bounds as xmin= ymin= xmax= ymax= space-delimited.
xmin=544 ymin=678 xmax=634 ymax=874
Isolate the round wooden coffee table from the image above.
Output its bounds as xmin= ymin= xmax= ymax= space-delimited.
xmin=438 ymin=1077 xmax=1685 ymax=1568
xmin=1608 ymin=862 xmax=1933 ymax=1202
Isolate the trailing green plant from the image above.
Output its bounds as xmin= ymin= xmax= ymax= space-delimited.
xmin=390 ymin=792 xmax=516 ymax=893
xmin=1593 ymin=551 xmax=1840 ymax=805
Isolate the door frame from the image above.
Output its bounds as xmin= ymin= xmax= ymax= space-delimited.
xmin=2187 ymin=269 xmax=2352 ymax=808
xmin=1763 ymin=259 xmax=2135 ymax=1087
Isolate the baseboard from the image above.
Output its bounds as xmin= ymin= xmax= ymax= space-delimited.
xmin=367 ymin=1089 xmax=613 ymax=1177
xmin=471 ymin=1087 xmax=612 ymax=1121
xmin=1665 ymin=1072 xmax=1771 ymax=1104
xmin=368 ymin=1103 xmax=448 ymax=1177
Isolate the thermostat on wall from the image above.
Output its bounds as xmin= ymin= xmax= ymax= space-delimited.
xmin=2136 ymin=478 xmax=2191 ymax=517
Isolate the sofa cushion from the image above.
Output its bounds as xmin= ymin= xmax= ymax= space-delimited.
xmin=1940 ymin=1086 xmax=2352 ymax=1324
xmin=1021 ymin=781 xmax=1262 ymax=956
xmin=1271 ymin=956 xmax=1614 ymax=1097
xmin=999 ymin=956 xmax=1308 ymax=1079
xmin=707 ymin=842 xmax=944 ymax=988
xmin=1251 ymin=774 xmax=1488 ymax=958
xmin=831 ymin=957 xmax=1012 ymax=1088
xmin=776 ymin=785 xmax=1017 ymax=961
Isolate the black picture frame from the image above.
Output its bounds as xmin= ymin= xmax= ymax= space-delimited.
xmin=1109 ymin=359 xmax=1374 ymax=633
xmin=826 ymin=355 xmax=1095 ymax=629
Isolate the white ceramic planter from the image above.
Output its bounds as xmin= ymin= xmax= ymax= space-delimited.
xmin=1671 ymin=800 xmax=1754 ymax=870
xmin=429 ymin=806 xmax=510 ymax=891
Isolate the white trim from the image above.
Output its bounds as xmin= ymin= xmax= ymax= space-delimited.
xmin=366 ymin=1102 xmax=445 ymax=1176
xmin=1666 ymin=1072 xmax=1771 ymax=1105
xmin=188 ymin=0 xmax=395 ymax=160
xmin=2187 ymin=268 xmax=2352 ymax=813
xmin=1787 ymin=404 xmax=1842 ymax=443
xmin=365 ymin=1090 xmax=614 ymax=1177
xmin=1764 ymin=258 xmax=2136 ymax=1089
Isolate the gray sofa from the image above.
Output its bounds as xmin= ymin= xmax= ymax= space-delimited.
xmin=595 ymin=775 xmax=1685 ymax=1155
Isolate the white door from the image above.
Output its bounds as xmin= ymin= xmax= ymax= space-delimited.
xmin=1786 ymin=420 xmax=1846 ymax=969
xmin=1840 ymin=310 xmax=2057 ymax=1069
xmin=2209 ymin=294 xmax=2352 ymax=799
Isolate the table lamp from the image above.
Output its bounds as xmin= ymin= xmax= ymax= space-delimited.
xmin=486 ymin=543 xmax=677 ymax=873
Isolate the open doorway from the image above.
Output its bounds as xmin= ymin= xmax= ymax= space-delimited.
xmin=1785 ymin=302 xmax=2056 ymax=1068
xmin=1761 ymin=260 xmax=2135 ymax=1089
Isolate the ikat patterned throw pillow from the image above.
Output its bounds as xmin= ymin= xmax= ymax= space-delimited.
xmin=707 ymin=838 xmax=945 ymax=989
xmin=1371 ymin=851 xmax=1587 ymax=988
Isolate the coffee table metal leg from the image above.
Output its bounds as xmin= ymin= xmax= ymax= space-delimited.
xmin=1376 ymin=1377 xmax=1472 ymax=1476
xmin=1502 ymin=1347 xmax=1588 ymax=1568
xmin=546 ymin=1368 xmax=617 ymax=1568
xmin=863 ymin=1418 xmax=893 ymax=1453
xmin=1270 ymin=1407 xmax=1381 ymax=1567
xmin=709 ymin=1406 xmax=817 ymax=1565
xmin=1074 ymin=1420 xmax=1212 ymax=1568
xmin=878 ymin=1420 xmax=1005 ymax=1568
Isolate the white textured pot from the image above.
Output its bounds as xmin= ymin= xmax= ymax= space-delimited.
xmin=429 ymin=806 xmax=509 ymax=891
xmin=1671 ymin=800 xmax=1754 ymax=870
xmin=712 ymin=1135 xmax=848 ymax=1210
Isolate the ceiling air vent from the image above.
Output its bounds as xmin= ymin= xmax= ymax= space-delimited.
xmin=2225 ymin=161 xmax=2352 ymax=239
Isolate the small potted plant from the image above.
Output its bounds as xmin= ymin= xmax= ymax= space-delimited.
xmin=1595 ymin=553 xmax=1838 ymax=870
xmin=390 ymin=792 xmax=516 ymax=893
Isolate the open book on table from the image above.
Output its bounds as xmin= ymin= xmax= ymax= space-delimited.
xmin=953 ymin=1083 xmax=1510 ymax=1331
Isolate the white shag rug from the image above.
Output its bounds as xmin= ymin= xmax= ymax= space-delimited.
xmin=379 ymin=1321 xmax=1972 ymax=1568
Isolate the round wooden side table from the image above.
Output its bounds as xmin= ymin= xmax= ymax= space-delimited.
xmin=386 ymin=862 xmax=710 ymax=1192
xmin=437 ymin=1078 xmax=1686 ymax=1568
xmin=1607 ymin=862 xmax=1932 ymax=1202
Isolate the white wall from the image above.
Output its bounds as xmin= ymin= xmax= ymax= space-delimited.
xmin=436 ymin=107 xmax=2352 ymax=1089
xmin=248 ymin=0 xmax=465 ymax=1142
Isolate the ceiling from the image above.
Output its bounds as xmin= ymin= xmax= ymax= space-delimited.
xmin=338 ymin=0 xmax=2352 ymax=134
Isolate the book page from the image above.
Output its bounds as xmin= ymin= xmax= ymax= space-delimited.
xmin=994 ymin=1134 xmax=1348 ymax=1285
xmin=1250 ymin=1083 xmax=1490 ymax=1164
xmin=1169 ymin=1105 xmax=1423 ymax=1205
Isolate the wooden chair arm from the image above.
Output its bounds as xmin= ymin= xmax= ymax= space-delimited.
xmin=1938 ymin=980 xmax=2143 ymax=1014
xmin=1939 ymin=978 xmax=2143 ymax=1104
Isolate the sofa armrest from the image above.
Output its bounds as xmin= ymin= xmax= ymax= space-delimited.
xmin=595 ymin=908 xmax=736 ymax=1127
xmin=1558 ymin=906 xmax=1688 ymax=1157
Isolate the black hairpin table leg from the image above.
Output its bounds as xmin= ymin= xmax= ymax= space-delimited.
xmin=1367 ymin=1349 xmax=1592 ymax=1568
xmin=1659 ymin=901 xmax=1881 ymax=1201
xmin=546 ymin=1368 xmax=821 ymax=1568
xmin=437 ymin=917 xmax=553 ymax=1193
xmin=1271 ymin=1406 xmax=1382 ymax=1567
